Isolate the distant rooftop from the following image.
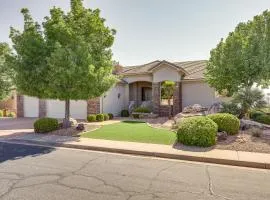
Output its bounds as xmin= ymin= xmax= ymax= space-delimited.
xmin=120 ymin=60 xmax=207 ymax=80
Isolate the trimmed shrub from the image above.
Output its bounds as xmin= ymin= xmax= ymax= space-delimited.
xmin=254 ymin=114 xmax=270 ymax=125
xmin=121 ymin=109 xmax=129 ymax=117
xmin=0 ymin=110 xmax=3 ymax=117
xmin=220 ymin=102 xmax=241 ymax=117
xmin=250 ymin=110 xmax=264 ymax=120
xmin=7 ymin=112 xmax=15 ymax=118
xmin=108 ymin=113 xmax=114 ymax=120
xmin=96 ymin=114 xmax=104 ymax=122
xmin=34 ymin=118 xmax=59 ymax=133
xmin=103 ymin=114 xmax=109 ymax=121
xmin=208 ymin=113 xmax=240 ymax=135
xmin=177 ymin=116 xmax=218 ymax=147
xmin=134 ymin=107 xmax=151 ymax=113
xmin=87 ymin=114 xmax=96 ymax=122
xmin=132 ymin=113 xmax=140 ymax=119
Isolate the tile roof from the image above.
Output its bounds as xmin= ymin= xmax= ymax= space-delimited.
xmin=120 ymin=60 xmax=207 ymax=80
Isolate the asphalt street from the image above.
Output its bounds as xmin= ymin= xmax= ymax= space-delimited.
xmin=0 ymin=141 xmax=269 ymax=200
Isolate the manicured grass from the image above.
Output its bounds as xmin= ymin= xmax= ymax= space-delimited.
xmin=81 ymin=121 xmax=176 ymax=145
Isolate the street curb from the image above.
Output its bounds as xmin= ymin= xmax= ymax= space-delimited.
xmin=3 ymin=139 xmax=269 ymax=169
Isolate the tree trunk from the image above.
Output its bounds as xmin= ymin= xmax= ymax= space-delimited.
xmin=63 ymin=99 xmax=71 ymax=128
xmin=168 ymin=99 xmax=172 ymax=119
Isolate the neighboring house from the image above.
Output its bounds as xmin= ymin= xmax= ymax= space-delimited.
xmin=17 ymin=60 xmax=221 ymax=119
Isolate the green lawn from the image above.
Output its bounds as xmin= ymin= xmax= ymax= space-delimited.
xmin=81 ymin=121 xmax=176 ymax=145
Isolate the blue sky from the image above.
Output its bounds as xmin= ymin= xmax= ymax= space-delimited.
xmin=1 ymin=0 xmax=270 ymax=66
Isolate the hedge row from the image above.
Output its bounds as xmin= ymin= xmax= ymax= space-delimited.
xmin=87 ymin=113 xmax=114 ymax=122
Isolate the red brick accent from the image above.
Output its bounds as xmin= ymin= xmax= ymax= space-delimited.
xmin=152 ymin=82 xmax=160 ymax=115
xmin=16 ymin=94 xmax=24 ymax=117
xmin=39 ymin=99 xmax=47 ymax=118
xmin=173 ymin=82 xmax=182 ymax=115
xmin=87 ymin=98 xmax=100 ymax=115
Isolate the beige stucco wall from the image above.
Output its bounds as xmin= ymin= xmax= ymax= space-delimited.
xmin=182 ymin=81 xmax=216 ymax=108
xmin=101 ymin=83 xmax=127 ymax=116
xmin=153 ymin=65 xmax=181 ymax=83
xmin=123 ymin=74 xmax=152 ymax=84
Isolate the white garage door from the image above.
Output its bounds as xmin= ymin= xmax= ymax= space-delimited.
xmin=46 ymin=100 xmax=87 ymax=119
xmin=24 ymin=96 xmax=39 ymax=117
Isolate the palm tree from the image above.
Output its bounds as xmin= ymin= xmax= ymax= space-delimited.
xmin=233 ymin=87 xmax=266 ymax=118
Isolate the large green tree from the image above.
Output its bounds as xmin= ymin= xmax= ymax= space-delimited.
xmin=205 ymin=10 xmax=270 ymax=96
xmin=10 ymin=0 xmax=116 ymax=127
xmin=0 ymin=43 xmax=13 ymax=101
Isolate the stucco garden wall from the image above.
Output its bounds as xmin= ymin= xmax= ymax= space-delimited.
xmin=182 ymin=81 xmax=216 ymax=108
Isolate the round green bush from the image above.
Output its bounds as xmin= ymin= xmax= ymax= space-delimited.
xmin=108 ymin=113 xmax=114 ymax=119
xmin=7 ymin=112 xmax=15 ymax=118
xmin=177 ymin=116 xmax=218 ymax=147
xmin=96 ymin=114 xmax=104 ymax=122
xmin=250 ymin=110 xmax=264 ymax=120
xmin=103 ymin=114 xmax=109 ymax=121
xmin=208 ymin=113 xmax=240 ymax=135
xmin=254 ymin=114 xmax=270 ymax=125
xmin=87 ymin=114 xmax=96 ymax=122
xmin=34 ymin=118 xmax=59 ymax=133
xmin=121 ymin=110 xmax=129 ymax=117
xmin=134 ymin=107 xmax=150 ymax=113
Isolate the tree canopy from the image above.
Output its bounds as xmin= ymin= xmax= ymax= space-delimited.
xmin=9 ymin=0 xmax=117 ymax=126
xmin=205 ymin=10 xmax=270 ymax=96
xmin=0 ymin=43 xmax=13 ymax=100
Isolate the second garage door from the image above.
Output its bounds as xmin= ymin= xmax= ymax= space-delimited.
xmin=47 ymin=100 xmax=87 ymax=119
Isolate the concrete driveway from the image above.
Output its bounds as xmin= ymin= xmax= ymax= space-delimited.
xmin=0 ymin=118 xmax=35 ymax=136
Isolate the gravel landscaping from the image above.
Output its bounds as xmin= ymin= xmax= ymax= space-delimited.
xmin=216 ymin=131 xmax=270 ymax=153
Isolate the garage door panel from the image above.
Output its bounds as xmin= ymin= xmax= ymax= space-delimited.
xmin=24 ymin=96 xmax=39 ymax=117
xmin=70 ymin=100 xmax=87 ymax=119
xmin=47 ymin=99 xmax=87 ymax=119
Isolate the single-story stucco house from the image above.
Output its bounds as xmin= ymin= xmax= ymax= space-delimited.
xmin=16 ymin=60 xmax=222 ymax=119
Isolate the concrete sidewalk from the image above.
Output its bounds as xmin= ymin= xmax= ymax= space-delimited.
xmin=1 ymin=133 xmax=270 ymax=169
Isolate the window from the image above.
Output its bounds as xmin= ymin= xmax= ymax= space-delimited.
xmin=142 ymin=87 xmax=152 ymax=101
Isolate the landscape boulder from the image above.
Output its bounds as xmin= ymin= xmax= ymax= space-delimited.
xmin=76 ymin=123 xmax=85 ymax=131
xmin=174 ymin=104 xmax=207 ymax=125
xmin=217 ymin=131 xmax=228 ymax=141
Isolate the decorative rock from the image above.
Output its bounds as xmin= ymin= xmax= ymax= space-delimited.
xmin=69 ymin=118 xmax=78 ymax=126
xmin=217 ymin=131 xmax=228 ymax=141
xmin=208 ymin=102 xmax=222 ymax=114
xmin=182 ymin=104 xmax=207 ymax=114
xmin=76 ymin=123 xmax=85 ymax=131
xmin=240 ymin=119 xmax=270 ymax=130
xmin=236 ymin=135 xmax=248 ymax=143
xmin=174 ymin=104 xmax=207 ymax=125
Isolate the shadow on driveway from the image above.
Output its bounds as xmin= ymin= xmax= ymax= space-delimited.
xmin=0 ymin=142 xmax=55 ymax=163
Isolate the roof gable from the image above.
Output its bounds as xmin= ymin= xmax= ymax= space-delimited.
xmin=148 ymin=60 xmax=189 ymax=75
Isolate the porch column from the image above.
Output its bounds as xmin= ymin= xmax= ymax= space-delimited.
xmin=152 ymin=82 xmax=160 ymax=115
xmin=16 ymin=94 xmax=24 ymax=118
xmin=173 ymin=81 xmax=182 ymax=115
xmin=87 ymin=97 xmax=100 ymax=115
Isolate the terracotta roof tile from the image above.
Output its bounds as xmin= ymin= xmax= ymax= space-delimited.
xmin=120 ymin=60 xmax=207 ymax=80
